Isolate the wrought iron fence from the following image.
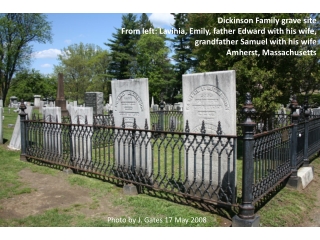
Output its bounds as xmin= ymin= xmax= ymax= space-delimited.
xmin=23 ymin=117 xmax=237 ymax=206
xmin=252 ymin=126 xmax=292 ymax=202
xmin=18 ymin=93 xmax=320 ymax=226
xmin=150 ymin=110 xmax=183 ymax=132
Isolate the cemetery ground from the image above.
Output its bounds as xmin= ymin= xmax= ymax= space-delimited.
xmin=0 ymin=107 xmax=320 ymax=227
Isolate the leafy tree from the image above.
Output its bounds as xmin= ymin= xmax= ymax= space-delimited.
xmin=171 ymin=13 xmax=194 ymax=101
xmin=0 ymin=13 xmax=52 ymax=105
xmin=139 ymin=13 xmax=154 ymax=31
xmin=54 ymin=43 xmax=110 ymax=103
xmin=105 ymin=13 xmax=140 ymax=80
xmin=86 ymin=50 xmax=112 ymax=99
xmin=135 ymin=31 xmax=175 ymax=103
xmin=187 ymin=13 xmax=320 ymax=119
xmin=7 ymin=69 xmax=56 ymax=102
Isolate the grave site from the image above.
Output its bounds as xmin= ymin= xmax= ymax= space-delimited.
xmin=1 ymin=70 xmax=320 ymax=227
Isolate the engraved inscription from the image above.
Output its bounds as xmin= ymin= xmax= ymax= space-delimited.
xmin=114 ymin=90 xmax=144 ymax=112
xmin=186 ymin=85 xmax=230 ymax=119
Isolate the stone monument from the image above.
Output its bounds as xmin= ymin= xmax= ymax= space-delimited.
xmin=111 ymin=78 xmax=151 ymax=176
xmin=70 ymin=106 xmax=93 ymax=169
xmin=85 ymin=92 xmax=104 ymax=115
xmin=55 ymin=73 xmax=69 ymax=117
xmin=182 ymin=70 xmax=237 ymax=199
xmin=34 ymin=95 xmax=41 ymax=108
xmin=43 ymin=107 xmax=62 ymax=155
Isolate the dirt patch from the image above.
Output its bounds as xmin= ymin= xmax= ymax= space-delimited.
xmin=0 ymin=168 xmax=126 ymax=220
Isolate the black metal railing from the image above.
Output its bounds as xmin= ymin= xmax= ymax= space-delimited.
xmin=252 ymin=126 xmax=292 ymax=202
xmin=23 ymin=117 xmax=237 ymax=206
xmin=19 ymin=93 xmax=320 ymax=226
xmin=150 ymin=110 xmax=183 ymax=132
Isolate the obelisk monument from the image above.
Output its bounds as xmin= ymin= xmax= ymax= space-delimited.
xmin=55 ymin=73 xmax=69 ymax=117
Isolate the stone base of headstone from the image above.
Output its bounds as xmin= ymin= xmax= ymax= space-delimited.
xmin=123 ymin=184 xmax=139 ymax=195
xmin=63 ymin=168 xmax=74 ymax=174
xmin=287 ymin=166 xmax=314 ymax=190
xmin=232 ymin=215 xmax=260 ymax=227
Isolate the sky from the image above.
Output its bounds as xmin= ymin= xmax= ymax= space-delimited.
xmin=30 ymin=13 xmax=175 ymax=75
xmin=4 ymin=0 xmax=317 ymax=77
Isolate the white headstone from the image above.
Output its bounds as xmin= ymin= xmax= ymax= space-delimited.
xmin=34 ymin=95 xmax=41 ymax=107
xmin=109 ymin=94 xmax=112 ymax=105
xmin=39 ymin=101 xmax=45 ymax=114
xmin=183 ymin=70 xmax=237 ymax=197
xmin=112 ymin=78 xmax=151 ymax=175
xmin=151 ymin=96 xmax=154 ymax=109
xmin=70 ymin=106 xmax=93 ymax=169
xmin=42 ymin=107 xmax=62 ymax=155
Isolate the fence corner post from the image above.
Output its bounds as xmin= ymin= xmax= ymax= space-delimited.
xmin=287 ymin=95 xmax=300 ymax=188
xmin=232 ymin=92 xmax=260 ymax=227
xmin=19 ymin=100 xmax=27 ymax=161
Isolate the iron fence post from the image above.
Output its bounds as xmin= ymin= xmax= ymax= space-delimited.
xmin=19 ymin=100 xmax=27 ymax=161
xmin=287 ymin=95 xmax=300 ymax=188
xmin=159 ymin=99 xmax=165 ymax=131
xmin=303 ymin=97 xmax=310 ymax=167
xmin=232 ymin=93 xmax=260 ymax=227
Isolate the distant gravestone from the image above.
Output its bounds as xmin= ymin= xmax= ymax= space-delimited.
xmin=70 ymin=106 xmax=93 ymax=169
xmin=8 ymin=106 xmax=34 ymax=150
xmin=85 ymin=92 xmax=104 ymax=115
xmin=182 ymin=70 xmax=237 ymax=198
xmin=312 ymin=108 xmax=320 ymax=116
xmin=109 ymin=94 xmax=112 ymax=105
xmin=153 ymin=104 xmax=159 ymax=111
xmin=112 ymin=78 xmax=151 ymax=175
xmin=151 ymin=96 xmax=154 ymax=109
xmin=43 ymin=107 xmax=62 ymax=155
xmin=34 ymin=95 xmax=41 ymax=107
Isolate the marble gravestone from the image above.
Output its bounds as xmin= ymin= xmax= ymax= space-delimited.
xmin=70 ymin=106 xmax=93 ymax=169
xmin=34 ymin=95 xmax=41 ymax=108
xmin=182 ymin=70 xmax=237 ymax=198
xmin=42 ymin=107 xmax=62 ymax=155
xmin=8 ymin=106 xmax=34 ymax=150
xmin=85 ymin=92 xmax=104 ymax=115
xmin=111 ymin=78 xmax=151 ymax=176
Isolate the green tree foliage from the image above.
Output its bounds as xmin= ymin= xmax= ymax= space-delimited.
xmin=187 ymin=13 xmax=320 ymax=118
xmin=54 ymin=43 xmax=110 ymax=103
xmin=139 ymin=13 xmax=154 ymax=31
xmin=7 ymin=69 xmax=56 ymax=102
xmin=171 ymin=13 xmax=194 ymax=101
xmin=105 ymin=13 xmax=141 ymax=80
xmin=135 ymin=31 xmax=175 ymax=103
xmin=0 ymin=13 xmax=52 ymax=105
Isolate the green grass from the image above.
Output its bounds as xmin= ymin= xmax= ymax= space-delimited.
xmin=256 ymin=156 xmax=320 ymax=227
